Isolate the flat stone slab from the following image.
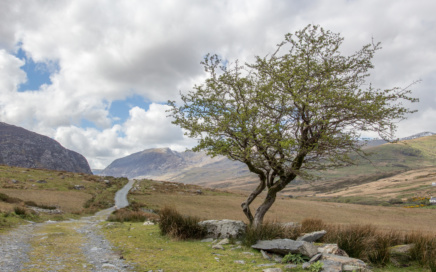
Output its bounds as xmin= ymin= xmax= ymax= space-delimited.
xmin=252 ymin=239 xmax=318 ymax=257
xmin=297 ymin=230 xmax=327 ymax=242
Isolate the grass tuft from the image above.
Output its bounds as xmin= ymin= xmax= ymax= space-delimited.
xmin=159 ymin=206 xmax=206 ymax=240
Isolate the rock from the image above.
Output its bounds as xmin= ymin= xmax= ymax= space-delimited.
xmin=318 ymin=244 xmax=349 ymax=257
xmin=216 ymin=238 xmax=230 ymax=246
xmin=11 ymin=179 xmax=19 ymax=183
xmin=262 ymin=268 xmax=282 ymax=272
xmin=308 ymin=253 xmax=322 ymax=263
xmin=284 ymin=264 xmax=297 ymax=269
xmin=196 ymin=190 xmax=203 ymax=195
xmin=212 ymin=244 xmax=224 ymax=250
xmin=261 ymin=250 xmax=272 ymax=260
xmin=252 ymin=239 xmax=318 ymax=257
xmin=320 ymin=259 xmax=342 ymax=272
xmin=198 ymin=219 xmax=246 ymax=239
xmin=296 ymin=230 xmax=327 ymax=242
xmin=200 ymin=238 xmax=214 ymax=243
xmin=321 ymin=254 xmax=368 ymax=271
xmin=102 ymin=263 xmax=116 ymax=269
xmin=74 ymin=185 xmax=85 ymax=190
xmin=143 ymin=221 xmax=155 ymax=225
xmin=36 ymin=180 xmax=47 ymax=183
xmin=302 ymin=262 xmax=310 ymax=269
xmin=234 ymin=260 xmax=245 ymax=264
xmin=389 ymin=244 xmax=414 ymax=255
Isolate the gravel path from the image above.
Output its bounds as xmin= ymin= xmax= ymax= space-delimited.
xmin=0 ymin=222 xmax=36 ymax=272
xmin=0 ymin=180 xmax=136 ymax=271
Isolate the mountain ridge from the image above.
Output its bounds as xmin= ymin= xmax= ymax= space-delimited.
xmin=0 ymin=122 xmax=92 ymax=174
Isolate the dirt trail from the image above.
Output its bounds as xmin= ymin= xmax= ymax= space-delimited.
xmin=0 ymin=180 xmax=135 ymax=272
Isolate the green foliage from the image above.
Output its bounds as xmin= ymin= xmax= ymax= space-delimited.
xmin=308 ymin=261 xmax=323 ymax=272
xmin=168 ymin=24 xmax=418 ymax=226
xmin=282 ymin=253 xmax=308 ymax=264
xmin=158 ymin=206 xmax=206 ymax=240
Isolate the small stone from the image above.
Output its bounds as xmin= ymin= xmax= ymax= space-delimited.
xmin=257 ymin=263 xmax=277 ymax=267
xmin=235 ymin=260 xmax=245 ymax=264
xmin=217 ymin=238 xmax=230 ymax=245
xmin=284 ymin=264 xmax=297 ymax=269
xmin=302 ymin=262 xmax=310 ymax=269
xmin=102 ymin=263 xmax=116 ymax=268
xmin=201 ymin=238 xmax=214 ymax=243
xmin=261 ymin=249 xmax=272 ymax=260
xmin=212 ymin=245 xmax=224 ymax=250
xmin=262 ymin=269 xmax=282 ymax=272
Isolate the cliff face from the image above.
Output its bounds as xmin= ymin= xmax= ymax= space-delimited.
xmin=0 ymin=122 xmax=92 ymax=174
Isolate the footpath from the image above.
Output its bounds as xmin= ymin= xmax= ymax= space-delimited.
xmin=0 ymin=180 xmax=135 ymax=272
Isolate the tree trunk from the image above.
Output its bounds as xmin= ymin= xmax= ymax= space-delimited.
xmin=252 ymin=189 xmax=277 ymax=227
xmin=241 ymin=179 xmax=265 ymax=224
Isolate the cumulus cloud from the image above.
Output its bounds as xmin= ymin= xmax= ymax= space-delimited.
xmin=0 ymin=0 xmax=435 ymax=168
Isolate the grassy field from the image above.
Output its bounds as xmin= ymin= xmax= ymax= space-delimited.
xmin=0 ymin=165 xmax=128 ymax=231
xmin=99 ymin=179 xmax=436 ymax=271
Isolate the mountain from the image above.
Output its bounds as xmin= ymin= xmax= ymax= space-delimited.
xmin=100 ymin=147 xmax=257 ymax=186
xmin=0 ymin=122 xmax=92 ymax=174
xmin=363 ymin=132 xmax=435 ymax=148
xmin=102 ymin=132 xmax=436 ymax=191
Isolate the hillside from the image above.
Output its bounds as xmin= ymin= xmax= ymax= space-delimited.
xmin=0 ymin=122 xmax=92 ymax=174
xmin=101 ymin=134 xmax=436 ymax=195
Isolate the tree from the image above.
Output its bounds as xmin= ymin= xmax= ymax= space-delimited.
xmin=168 ymin=25 xmax=418 ymax=227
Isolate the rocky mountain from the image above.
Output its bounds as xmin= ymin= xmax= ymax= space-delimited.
xmin=0 ymin=122 xmax=92 ymax=174
xmin=100 ymin=148 xmax=254 ymax=185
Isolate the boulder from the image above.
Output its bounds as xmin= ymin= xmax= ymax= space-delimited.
xmin=318 ymin=244 xmax=349 ymax=257
xmin=297 ymin=230 xmax=327 ymax=242
xmin=321 ymin=254 xmax=369 ymax=271
xmin=198 ymin=219 xmax=246 ymax=239
xmin=252 ymin=239 xmax=318 ymax=257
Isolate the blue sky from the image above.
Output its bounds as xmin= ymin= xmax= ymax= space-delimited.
xmin=1 ymin=0 xmax=435 ymax=168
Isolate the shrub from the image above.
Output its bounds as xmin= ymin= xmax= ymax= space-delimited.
xmin=24 ymin=200 xmax=38 ymax=207
xmin=367 ymin=232 xmax=393 ymax=266
xmin=282 ymin=253 xmax=308 ymax=264
xmin=13 ymin=206 xmax=28 ymax=215
xmin=158 ymin=206 xmax=206 ymax=240
xmin=408 ymin=234 xmax=436 ymax=269
xmin=301 ymin=218 xmax=326 ymax=233
xmin=108 ymin=208 xmax=150 ymax=223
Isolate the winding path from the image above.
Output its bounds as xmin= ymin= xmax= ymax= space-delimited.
xmin=0 ymin=180 xmax=135 ymax=271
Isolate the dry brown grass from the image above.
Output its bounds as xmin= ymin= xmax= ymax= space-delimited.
xmin=134 ymin=180 xmax=436 ymax=235
xmin=0 ymin=189 xmax=90 ymax=213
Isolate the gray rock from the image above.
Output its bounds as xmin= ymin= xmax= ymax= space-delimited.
xmin=212 ymin=244 xmax=224 ymax=250
xmin=252 ymin=239 xmax=318 ymax=257
xmin=308 ymin=253 xmax=322 ymax=263
xmin=200 ymin=238 xmax=214 ymax=243
xmin=297 ymin=230 xmax=327 ymax=242
xmin=284 ymin=264 xmax=297 ymax=269
xmin=216 ymin=238 xmax=230 ymax=246
xmin=302 ymin=262 xmax=310 ymax=269
xmin=234 ymin=260 xmax=245 ymax=264
xmin=36 ymin=180 xmax=47 ymax=183
xmin=321 ymin=254 xmax=368 ymax=271
xmin=320 ymin=259 xmax=342 ymax=272
xmin=262 ymin=269 xmax=282 ymax=272
xmin=261 ymin=249 xmax=272 ymax=260
xmin=74 ymin=185 xmax=85 ymax=190
xmin=198 ymin=219 xmax=246 ymax=239
xmin=318 ymin=244 xmax=349 ymax=257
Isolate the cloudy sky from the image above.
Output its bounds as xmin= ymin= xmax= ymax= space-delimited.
xmin=0 ymin=0 xmax=435 ymax=169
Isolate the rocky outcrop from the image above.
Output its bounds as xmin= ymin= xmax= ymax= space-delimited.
xmin=296 ymin=230 xmax=327 ymax=242
xmin=0 ymin=122 xmax=91 ymax=174
xmin=252 ymin=239 xmax=318 ymax=258
xmin=198 ymin=219 xmax=246 ymax=239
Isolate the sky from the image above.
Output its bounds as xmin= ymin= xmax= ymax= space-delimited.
xmin=0 ymin=0 xmax=435 ymax=169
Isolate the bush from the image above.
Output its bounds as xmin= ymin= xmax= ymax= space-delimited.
xmin=108 ymin=208 xmax=151 ymax=223
xmin=159 ymin=206 xmax=206 ymax=240
xmin=301 ymin=218 xmax=326 ymax=233
xmin=408 ymin=234 xmax=436 ymax=269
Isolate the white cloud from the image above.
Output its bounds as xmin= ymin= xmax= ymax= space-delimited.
xmin=0 ymin=0 xmax=435 ymax=168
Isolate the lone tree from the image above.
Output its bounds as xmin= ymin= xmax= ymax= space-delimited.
xmin=168 ymin=25 xmax=417 ymax=227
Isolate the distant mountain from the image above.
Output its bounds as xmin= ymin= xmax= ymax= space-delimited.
xmin=363 ymin=132 xmax=435 ymax=148
xmin=0 ymin=122 xmax=92 ymax=174
xmin=102 ymin=132 xmax=436 ymax=191
xmin=100 ymin=147 xmax=257 ymax=186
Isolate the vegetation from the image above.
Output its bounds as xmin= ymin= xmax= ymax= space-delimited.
xmin=108 ymin=201 xmax=159 ymax=223
xmin=168 ymin=24 xmax=417 ymax=226
xmin=0 ymin=165 xmax=128 ymax=231
xmin=158 ymin=206 xmax=206 ymax=240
